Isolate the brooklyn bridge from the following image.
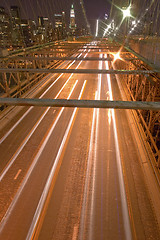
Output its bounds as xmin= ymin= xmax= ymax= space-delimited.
xmin=0 ymin=0 xmax=160 ymax=239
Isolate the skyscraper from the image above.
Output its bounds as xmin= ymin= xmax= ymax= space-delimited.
xmin=10 ymin=6 xmax=24 ymax=47
xmin=54 ymin=12 xmax=67 ymax=39
xmin=0 ymin=7 xmax=12 ymax=48
xmin=38 ymin=16 xmax=52 ymax=43
xmin=21 ymin=19 xmax=32 ymax=46
xmin=69 ymin=4 xmax=76 ymax=35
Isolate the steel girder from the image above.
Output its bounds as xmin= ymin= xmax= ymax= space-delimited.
xmin=114 ymin=51 xmax=160 ymax=169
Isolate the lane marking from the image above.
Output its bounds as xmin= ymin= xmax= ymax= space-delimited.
xmin=14 ymin=169 xmax=22 ymax=180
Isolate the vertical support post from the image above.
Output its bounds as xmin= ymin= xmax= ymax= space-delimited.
xmin=2 ymin=73 xmax=10 ymax=97
xmin=158 ymin=151 xmax=160 ymax=168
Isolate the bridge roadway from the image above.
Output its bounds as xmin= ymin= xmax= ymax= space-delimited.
xmin=0 ymin=49 xmax=159 ymax=239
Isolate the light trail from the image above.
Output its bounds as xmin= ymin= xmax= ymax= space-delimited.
xmin=26 ymin=80 xmax=87 ymax=240
xmin=79 ymin=53 xmax=102 ymax=240
xmin=89 ymin=53 xmax=102 ymax=240
xmin=0 ymin=52 xmax=83 ymax=145
xmin=0 ymin=79 xmax=79 ymax=233
xmin=79 ymin=90 xmax=98 ymax=240
xmin=0 ymin=51 xmax=88 ymax=180
xmin=0 ymin=50 xmax=89 ymax=233
xmin=0 ymin=71 xmax=75 ymax=182
xmin=105 ymin=55 xmax=132 ymax=240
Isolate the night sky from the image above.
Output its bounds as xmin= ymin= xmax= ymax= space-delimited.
xmin=0 ymin=0 xmax=111 ymax=33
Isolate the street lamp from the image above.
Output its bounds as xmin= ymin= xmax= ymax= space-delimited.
xmin=122 ymin=5 xmax=131 ymax=19
xmin=121 ymin=5 xmax=132 ymax=38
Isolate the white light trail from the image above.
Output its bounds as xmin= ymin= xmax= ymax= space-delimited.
xmin=79 ymin=53 xmax=102 ymax=240
xmin=105 ymin=55 xmax=132 ymax=240
xmin=0 ymin=65 xmax=77 ymax=182
xmin=0 ymin=79 xmax=79 ymax=233
xmin=0 ymin=51 xmax=90 ymax=181
xmin=26 ymin=80 xmax=87 ymax=240
xmin=0 ymin=56 xmax=78 ymax=145
xmin=89 ymin=53 xmax=102 ymax=240
xmin=0 ymin=50 xmax=89 ymax=234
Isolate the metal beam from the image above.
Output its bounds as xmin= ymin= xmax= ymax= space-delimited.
xmin=8 ymin=57 xmax=137 ymax=61
xmin=0 ymin=98 xmax=160 ymax=111
xmin=0 ymin=68 xmax=160 ymax=75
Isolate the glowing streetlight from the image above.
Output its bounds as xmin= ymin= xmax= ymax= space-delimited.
xmin=122 ymin=5 xmax=131 ymax=19
xmin=111 ymin=51 xmax=123 ymax=63
xmin=132 ymin=20 xmax=136 ymax=26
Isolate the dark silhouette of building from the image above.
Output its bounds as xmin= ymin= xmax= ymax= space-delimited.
xmin=10 ymin=6 xmax=24 ymax=47
xmin=0 ymin=7 xmax=12 ymax=48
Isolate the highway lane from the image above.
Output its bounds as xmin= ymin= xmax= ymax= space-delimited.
xmin=0 ymin=51 xmax=89 ymax=176
xmin=0 ymin=50 xmax=160 ymax=239
xmin=0 ymin=50 xmax=93 ymax=236
xmin=36 ymin=56 xmax=130 ymax=240
xmin=34 ymin=54 xmax=160 ymax=239
xmin=0 ymin=50 xmax=89 ymax=219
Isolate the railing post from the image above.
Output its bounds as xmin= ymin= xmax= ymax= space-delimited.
xmin=158 ymin=151 xmax=160 ymax=168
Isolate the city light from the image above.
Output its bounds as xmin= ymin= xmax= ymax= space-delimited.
xmin=110 ymin=51 xmax=123 ymax=63
xmin=122 ymin=5 xmax=131 ymax=19
xmin=103 ymin=22 xmax=113 ymax=37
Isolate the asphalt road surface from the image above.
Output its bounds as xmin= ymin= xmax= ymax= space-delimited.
xmin=0 ymin=48 xmax=159 ymax=240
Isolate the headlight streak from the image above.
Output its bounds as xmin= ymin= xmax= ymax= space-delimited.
xmin=105 ymin=54 xmax=132 ymax=240
xmin=0 ymin=50 xmax=90 ymax=233
xmin=79 ymin=53 xmax=102 ymax=240
xmin=0 ymin=52 xmax=87 ymax=182
xmin=0 ymin=53 xmax=82 ymax=145
xmin=26 ymin=80 xmax=87 ymax=240
xmin=89 ymin=53 xmax=102 ymax=240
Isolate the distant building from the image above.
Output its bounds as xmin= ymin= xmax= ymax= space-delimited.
xmin=28 ymin=20 xmax=37 ymax=43
xmin=54 ymin=14 xmax=63 ymax=28
xmin=10 ymin=6 xmax=24 ymax=47
xmin=37 ymin=16 xmax=53 ymax=43
xmin=0 ymin=7 xmax=12 ymax=48
xmin=69 ymin=4 xmax=76 ymax=35
xmin=76 ymin=27 xmax=90 ymax=37
xmin=54 ymin=12 xmax=67 ymax=39
xmin=21 ymin=19 xmax=33 ymax=47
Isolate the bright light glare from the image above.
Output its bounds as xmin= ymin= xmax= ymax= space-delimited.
xmin=108 ymin=23 xmax=111 ymax=29
xmin=111 ymin=51 xmax=123 ymax=63
xmin=122 ymin=6 xmax=131 ymax=19
xmin=132 ymin=20 xmax=136 ymax=25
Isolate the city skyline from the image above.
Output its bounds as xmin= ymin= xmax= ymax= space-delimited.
xmin=0 ymin=0 xmax=111 ymax=32
xmin=0 ymin=3 xmax=89 ymax=49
